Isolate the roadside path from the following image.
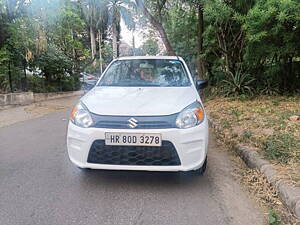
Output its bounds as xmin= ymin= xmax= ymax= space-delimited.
xmin=0 ymin=96 xmax=78 ymax=128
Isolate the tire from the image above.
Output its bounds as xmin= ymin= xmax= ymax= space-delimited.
xmin=77 ymin=166 xmax=91 ymax=171
xmin=192 ymin=157 xmax=207 ymax=176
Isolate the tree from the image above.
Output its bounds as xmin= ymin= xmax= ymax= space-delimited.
xmin=36 ymin=44 xmax=72 ymax=82
xmin=163 ymin=1 xmax=198 ymax=73
xmin=107 ymin=0 xmax=135 ymax=58
xmin=197 ymin=1 xmax=205 ymax=78
xmin=177 ymin=0 xmax=206 ymax=79
xmin=53 ymin=2 xmax=89 ymax=71
xmin=244 ymin=0 xmax=300 ymax=92
xmin=80 ymin=0 xmax=108 ymax=63
xmin=135 ymin=0 xmax=175 ymax=56
xmin=1 ymin=0 xmax=300 ymax=95
xmin=0 ymin=0 xmax=28 ymax=92
xmin=203 ymin=0 xmax=254 ymax=75
xmin=0 ymin=0 xmax=100 ymax=92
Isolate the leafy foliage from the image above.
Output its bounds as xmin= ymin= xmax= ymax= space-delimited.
xmin=268 ymin=209 xmax=281 ymax=225
xmin=0 ymin=0 xmax=134 ymax=93
xmin=164 ymin=2 xmax=198 ymax=72
xmin=159 ymin=0 xmax=300 ymax=95
xmin=141 ymin=39 xmax=159 ymax=55
xmin=243 ymin=0 xmax=300 ymax=93
xmin=34 ymin=44 xmax=72 ymax=82
xmin=1 ymin=0 xmax=300 ymax=95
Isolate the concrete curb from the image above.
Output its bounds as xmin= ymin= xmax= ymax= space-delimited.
xmin=0 ymin=91 xmax=83 ymax=110
xmin=209 ymin=118 xmax=300 ymax=219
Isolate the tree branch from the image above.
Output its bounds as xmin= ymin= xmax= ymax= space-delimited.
xmin=135 ymin=0 xmax=175 ymax=56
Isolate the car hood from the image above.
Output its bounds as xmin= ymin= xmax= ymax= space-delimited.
xmin=81 ymin=86 xmax=198 ymax=116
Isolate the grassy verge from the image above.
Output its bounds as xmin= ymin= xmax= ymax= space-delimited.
xmin=205 ymin=96 xmax=300 ymax=186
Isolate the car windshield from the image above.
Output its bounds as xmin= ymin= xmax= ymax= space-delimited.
xmin=98 ymin=59 xmax=191 ymax=87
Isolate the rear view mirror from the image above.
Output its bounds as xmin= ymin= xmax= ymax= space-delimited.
xmin=196 ymin=80 xmax=208 ymax=90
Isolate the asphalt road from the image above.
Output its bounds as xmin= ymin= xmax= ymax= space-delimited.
xmin=0 ymin=109 xmax=265 ymax=225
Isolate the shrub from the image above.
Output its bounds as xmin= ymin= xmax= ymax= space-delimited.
xmin=27 ymin=75 xmax=46 ymax=93
xmin=222 ymin=69 xmax=256 ymax=97
xmin=0 ymin=74 xmax=9 ymax=93
xmin=27 ymin=73 xmax=81 ymax=93
xmin=61 ymin=76 xmax=75 ymax=91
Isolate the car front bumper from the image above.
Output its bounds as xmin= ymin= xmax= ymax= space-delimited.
xmin=67 ymin=119 xmax=209 ymax=172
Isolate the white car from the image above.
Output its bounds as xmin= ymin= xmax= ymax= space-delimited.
xmin=79 ymin=73 xmax=97 ymax=83
xmin=67 ymin=56 xmax=209 ymax=174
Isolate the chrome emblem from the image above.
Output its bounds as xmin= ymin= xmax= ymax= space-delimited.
xmin=128 ymin=118 xmax=138 ymax=128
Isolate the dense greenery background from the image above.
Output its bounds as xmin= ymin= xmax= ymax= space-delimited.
xmin=0 ymin=0 xmax=299 ymax=95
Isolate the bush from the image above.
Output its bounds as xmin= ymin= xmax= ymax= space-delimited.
xmin=61 ymin=76 xmax=75 ymax=91
xmin=27 ymin=75 xmax=46 ymax=93
xmin=27 ymin=74 xmax=81 ymax=93
xmin=72 ymin=74 xmax=81 ymax=90
xmin=0 ymin=74 xmax=9 ymax=93
xmin=221 ymin=69 xmax=256 ymax=97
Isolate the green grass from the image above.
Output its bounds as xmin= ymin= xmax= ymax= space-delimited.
xmin=206 ymin=96 xmax=300 ymax=165
xmin=221 ymin=120 xmax=232 ymax=129
xmin=240 ymin=130 xmax=253 ymax=142
xmin=263 ymin=133 xmax=300 ymax=163
xmin=268 ymin=209 xmax=281 ymax=225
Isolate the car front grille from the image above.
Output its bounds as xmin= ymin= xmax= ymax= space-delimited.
xmin=87 ymin=140 xmax=181 ymax=166
xmin=90 ymin=114 xmax=178 ymax=129
xmin=93 ymin=120 xmax=172 ymax=129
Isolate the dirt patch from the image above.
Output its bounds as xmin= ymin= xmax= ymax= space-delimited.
xmin=205 ymin=96 xmax=300 ymax=185
xmin=239 ymin=168 xmax=299 ymax=225
xmin=212 ymin=129 xmax=300 ymax=224
xmin=206 ymin=96 xmax=300 ymax=223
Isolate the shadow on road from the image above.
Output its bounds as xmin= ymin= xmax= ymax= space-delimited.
xmin=74 ymin=168 xmax=211 ymax=191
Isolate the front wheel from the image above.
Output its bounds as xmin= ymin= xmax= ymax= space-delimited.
xmin=77 ymin=166 xmax=92 ymax=171
xmin=192 ymin=157 xmax=207 ymax=176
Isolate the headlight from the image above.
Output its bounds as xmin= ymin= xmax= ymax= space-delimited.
xmin=70 ymin=102 xmax=93 ymax=128
xmin=176 ymin=101 xmax=205 ymax=129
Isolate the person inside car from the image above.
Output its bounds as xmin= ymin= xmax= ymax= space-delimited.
xmin=139 ymin=63 xmax=156 ymax=81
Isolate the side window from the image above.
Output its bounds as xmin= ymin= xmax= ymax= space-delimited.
xmin=182 ymin=62 xmax=195 ymax=82
xmin=101 ymin=62 xmax=117 ymax=84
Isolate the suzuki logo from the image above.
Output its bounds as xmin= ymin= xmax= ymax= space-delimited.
xmin=128 ymin=118 xmax=138 ymax=128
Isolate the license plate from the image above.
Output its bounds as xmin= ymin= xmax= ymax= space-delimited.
xmin=105 ymin=133 xmax=162 ymax=146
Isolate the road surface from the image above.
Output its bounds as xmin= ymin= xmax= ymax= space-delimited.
xmin=0 ymin=102 xmax=266 ymax=225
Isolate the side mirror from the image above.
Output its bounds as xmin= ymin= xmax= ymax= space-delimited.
xmin=196 ymin=80 xmax=208 ymax=90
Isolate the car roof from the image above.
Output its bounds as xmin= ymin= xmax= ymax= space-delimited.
xmin=117 ymin=56 xmax=183 ymax=61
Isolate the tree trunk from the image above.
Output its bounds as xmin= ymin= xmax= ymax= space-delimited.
xmin=23 ymin=60 xmax=27 ymax=91
xmin=283 ymin=61 xmax=288 ymax=92
xmin=90 ymin=26 xmax=96 ymax=66
xmin=132 ymin=30 xmax=135 ymax=56
xmin=197 ymin=4 xmax=205 ymax=79
xmin=98 ymin=30 xmax=103 ymax=75
xmin=8 ymin=61 xmax=13 ymax=92
xmin=288 ymin=56 xmax=293 ymax=90
xmin=135 ymin=0 xmax=175 ymax=56
xmin=112 ymin=24 xmax=118 ymax=59
xmin=117 ymin=22 xmax=120 ymax=57
xmin=71 ymin=29 xmax=76 ymax=59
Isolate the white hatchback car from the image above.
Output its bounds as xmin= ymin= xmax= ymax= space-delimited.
xmin=67 ymin=56 xmax=209 ymax=174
